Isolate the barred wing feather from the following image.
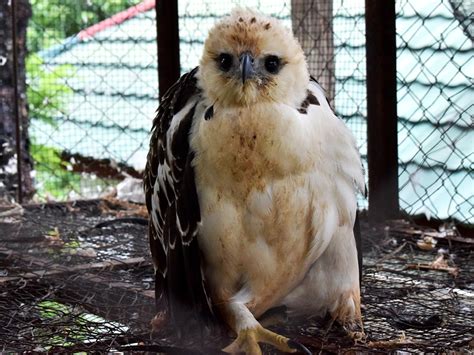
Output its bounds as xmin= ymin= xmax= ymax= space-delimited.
xmin=144 ymin=67 xmax=215 ymax=328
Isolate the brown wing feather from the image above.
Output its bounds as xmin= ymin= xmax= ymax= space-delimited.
xmin=144 ymin=67 xmax=216 ymax=330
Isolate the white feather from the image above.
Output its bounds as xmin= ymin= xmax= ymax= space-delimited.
xmin=229 ymin=288 xmax=259 ymax=331
xmin=165 ymin=99 xmax=197 ymax=166
xmin=190 ymin=78 xmax=364 ymax=322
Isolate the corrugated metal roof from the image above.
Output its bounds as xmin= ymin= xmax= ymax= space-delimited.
xmin=31 ymin=0 xmax=473 ymax=222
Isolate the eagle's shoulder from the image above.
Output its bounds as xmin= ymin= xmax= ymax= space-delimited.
xmin=304 ymin=75 xmax=366 ymax=195
xmin=296 ymin=76 xmax=336 ymax=115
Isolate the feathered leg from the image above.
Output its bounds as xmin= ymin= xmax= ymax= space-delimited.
xmin=283 ymin=224 xmax=364 ymax=342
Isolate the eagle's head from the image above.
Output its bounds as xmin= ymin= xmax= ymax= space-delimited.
xmin=199 ymin=8 xmax=309 ymax=108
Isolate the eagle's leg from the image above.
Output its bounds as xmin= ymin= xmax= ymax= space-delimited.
xmin=329 ymin=289 xmax=365 ymax=342
xmin=221 ymin=300 xmax=310 ymax=355
xmin=330 ymin=270 xmax=366 ymax=342
xmin=282 ymin=224 xmax=365 ymax=344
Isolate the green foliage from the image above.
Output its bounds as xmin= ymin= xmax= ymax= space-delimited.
xmin=35 ymin=300 xmax=128 ymax=349
xmin=31 ymin=142 xmax=117 ymax=201
xmin=26 ymin=53 xmax=74 ymax=126
xmin=37 ymin=300 xmax=70 ymax=320
xmin=27 ymin=54 xmax=79 ymax=200
xmin=28 ymin=0 xmax=142 ymax=53
xmin=30 ymin=143 xmax=81 ymax=200
xmin=27 ymin=1 xmax=136 ymax=200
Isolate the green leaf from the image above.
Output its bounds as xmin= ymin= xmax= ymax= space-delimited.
xmin=30 ymin=142 xmax=81 ymax=200
xmin=26 ymin=54 xmax=74 ymax=127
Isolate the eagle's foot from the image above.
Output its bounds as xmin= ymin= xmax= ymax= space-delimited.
xmin=223 ymin=325 xmax=311 ymax=355
xmin=328 ymin=289 xmax=366 ymax=344
xmin=150 ymin=311 xmax=168 ymax=333
xmin=344 ymin=321 xmax=366 ymax=344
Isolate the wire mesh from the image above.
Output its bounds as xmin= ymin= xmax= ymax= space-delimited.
xmin=0 ymin=199 xmax=154 ymax=352
xmin=1 ymin=199 xmax=472 ymax=352
xmin=292 ymin=0 xmax=368 ymax=210
xmin=26 ymin=0 xmax=156 ymax=201
xmin=396 ymin=0 xmax=473 ymax=224
xmin=3 ymin=1 xmax=473 ymax=353
xmin=15 ymin=0 xmax=472 ymax=224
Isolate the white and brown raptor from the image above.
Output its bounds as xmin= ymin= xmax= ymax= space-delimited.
xmin=144 ymin=8 xmax=365 ymax=355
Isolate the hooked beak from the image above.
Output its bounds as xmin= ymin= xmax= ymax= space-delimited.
xmin=240 ymin=52 xmax=255 ymax=84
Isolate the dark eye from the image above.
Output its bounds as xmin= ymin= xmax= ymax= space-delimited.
xmin=264 ymin=55 xmax=280 ymax=74
xmin=218 ymin=53 xmax=233 ymax=72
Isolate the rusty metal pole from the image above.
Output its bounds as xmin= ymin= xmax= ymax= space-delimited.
xmin=11 ymin=0 xmax=23 ymax=204
xmin=156 ymin=0 xmax=180 ymax=100
xmin=365 ymin=0 xmax=399 ymax=222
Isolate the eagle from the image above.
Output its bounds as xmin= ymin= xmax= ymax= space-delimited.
xmin=144 ymin=8 xmax=365 ymax=355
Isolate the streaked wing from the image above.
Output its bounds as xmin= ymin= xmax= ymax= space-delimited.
xmin=144 ymin=67 xmax=215 ymax=328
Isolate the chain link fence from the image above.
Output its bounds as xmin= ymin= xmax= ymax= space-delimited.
xmin=5 ymin=0 xmax=468 ymax=225
xmin=177 ymin=0 xmax=473 ymax=223
xmin=396 ymin=0 xmax=473 ymax=224
xmin=26 ymin=0 xmax=155 ymax=201
xmin=1 ymin=1 xmax=473 ymax=352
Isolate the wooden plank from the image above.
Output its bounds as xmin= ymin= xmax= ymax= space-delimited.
xmin=0 ymin=249 xmax=147 ymax=283
xmin=78 ymin=272 xmax=154 ymax=299
xmin=365 ymin=0 xmax=399 ymax=222
xmin=156 ymin=0 xmax=180 ymax=100
xmin=391 ymin=227 xmax=474 ymax=244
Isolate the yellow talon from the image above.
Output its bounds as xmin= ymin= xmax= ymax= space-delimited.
xmin=223 ymin=325 xmax=311 ymax=355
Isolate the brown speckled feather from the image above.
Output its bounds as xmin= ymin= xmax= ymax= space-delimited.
xmin=144 ymin=67 xmax=216 ymax=329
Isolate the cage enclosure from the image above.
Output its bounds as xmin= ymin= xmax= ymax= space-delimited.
xmin=0 ymin=0 xmax=472 ymax=353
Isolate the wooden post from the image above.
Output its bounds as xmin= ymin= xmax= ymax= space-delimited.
xmin=11 ymin=0 xmax=22 ymax=203
xmin=156 ymin=0 xmax=180 ymax=100
xmin=291 ymin=0 xmax=335 ymax=104
xmin=365 ymin=0 xmax=399 ymax=221
xmin=0 ymin=0 xmax=33 ymax=202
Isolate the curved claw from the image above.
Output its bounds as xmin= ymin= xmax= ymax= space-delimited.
xmin=223 ymin=328 xmax=262 ymax=355
xmin=288 ymin=339 xmax=312 ymax=355
xmin=223 ymin=325 xmax=312 ymax=355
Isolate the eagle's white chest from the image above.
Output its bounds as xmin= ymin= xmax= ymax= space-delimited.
xmin=201 ymin=175 xmax=320 ymax=309
xmin=189 ymin=101 xmax=360 ymax=316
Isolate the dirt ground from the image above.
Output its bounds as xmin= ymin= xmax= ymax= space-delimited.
xmin=0 ymin=198 xmax=472 ymax=353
